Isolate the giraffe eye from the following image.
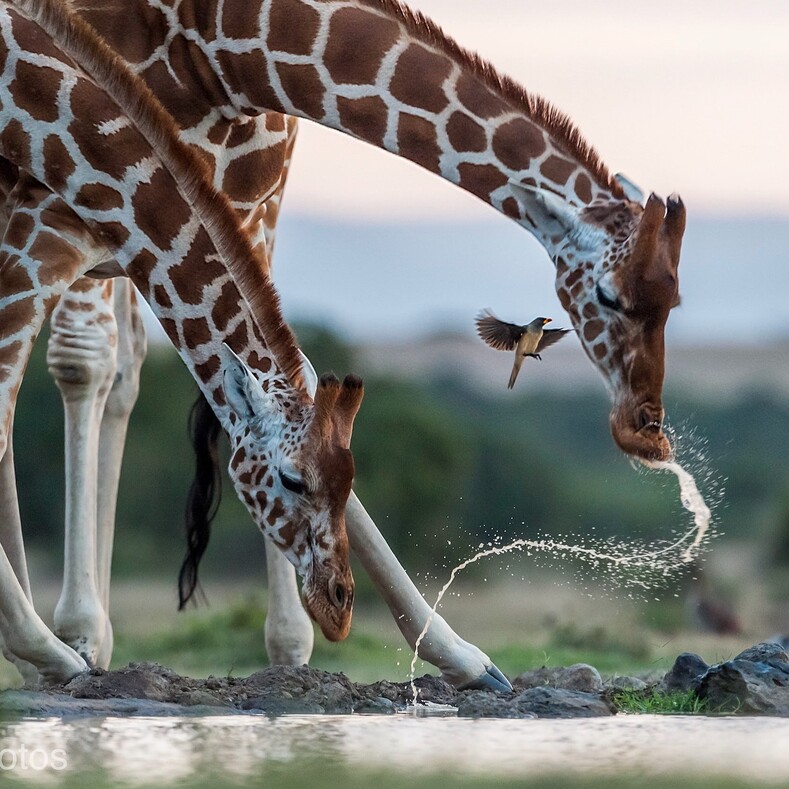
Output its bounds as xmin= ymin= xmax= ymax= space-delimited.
xmin=596 ymin=282 xmax=622 ymax=312
xmin=279 ymin=471 xmax=306 ymax=496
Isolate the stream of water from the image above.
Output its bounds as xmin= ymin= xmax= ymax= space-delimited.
xmin=409 ymin=455 xmax=716 ymax=703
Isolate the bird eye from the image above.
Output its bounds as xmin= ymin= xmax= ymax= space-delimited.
xmin=596 ymin=282 xmax=622 ymax=312
xmin=279 ymin=470 xmax=306 ymax=496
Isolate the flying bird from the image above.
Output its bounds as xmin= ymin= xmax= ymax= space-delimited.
xmin=475 ymin=310 xmax=571 ymax=389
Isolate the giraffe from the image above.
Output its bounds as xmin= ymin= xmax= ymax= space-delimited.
xmin=1 ymin=0 xmax=686 ymax=690
xmin=0 ymin=0 xmax=363 ymax=682
xmin=0 ymin=0 xmax=509 ymax=692
xmin=68 ymin=0 xmax=682 ymax=461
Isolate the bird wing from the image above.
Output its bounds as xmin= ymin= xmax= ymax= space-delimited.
xmin=536 ymin=328 xmax=572 ymax=352
xmin=475 ymin=310 xmax=524 ymax=351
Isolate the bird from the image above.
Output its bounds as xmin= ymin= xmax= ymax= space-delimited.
xmin=475 ymin=310 xmax=571 ymax=389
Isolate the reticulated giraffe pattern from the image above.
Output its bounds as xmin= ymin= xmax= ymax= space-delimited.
xmin=0 ymin=0 xmax=685 ymax=688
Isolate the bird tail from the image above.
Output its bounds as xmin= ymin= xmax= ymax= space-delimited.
xmin=507 ymin=362 xmax=520 ymax=389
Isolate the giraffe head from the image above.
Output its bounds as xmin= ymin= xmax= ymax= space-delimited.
xmin=222 ymin=346 xmax=362 ymax=641
xmin=513 ymin=182 xmax=684 ymax=461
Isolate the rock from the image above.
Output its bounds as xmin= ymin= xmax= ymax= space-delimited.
xmin=458 ymin=687 xmax=612 ymax=719
xmin=662 ymin=653 xmax=709 ymax=694
xmin=174 ymin=690 xmax=233 ymax=708
xmin=734 ymin=642 xmax=788 ymax=664
xmin=353 ymin=696 xmax=397 ymax=715
xmin=607 ymin=676 xmax=648 ymax=693
xmin=456 ymin=690 xmax=534 ymax=719
xmin=514 ymin=687 xmax=613 ymax=718
xmin=513 ymin=664 xmax=603 ymax=693
xmin=766 ymin=634 xmax=789 ymax=652
xmin=697 ymin=642 xmax=789 ymax=715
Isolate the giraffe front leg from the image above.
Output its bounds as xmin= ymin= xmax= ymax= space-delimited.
xmin=93 ymin=279 xmax=146 ymax=670
xmin=264 ymin=537 xmax=314 ymax=666
xmin=0 ymin=193 xmax=96 ymax=682
xmin=48 ymin=279 xmax=119 ymax=668
xmin=345 ymin=493 xmax=512 ymax=692
xmin=0 ymin=425 xmax=39 ymax=686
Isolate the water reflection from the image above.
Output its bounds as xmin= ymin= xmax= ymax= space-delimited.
xmin=1 ymin=715 xmax=789 ymax=785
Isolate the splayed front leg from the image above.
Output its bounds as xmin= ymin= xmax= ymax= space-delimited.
xmin=345 ymin=493 xmax=512 ymax=692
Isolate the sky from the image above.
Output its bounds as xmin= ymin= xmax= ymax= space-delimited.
xmin=282 ymin=0 xmax=789 ymax=220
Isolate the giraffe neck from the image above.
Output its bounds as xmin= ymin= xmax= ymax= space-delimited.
xmin=0 ymin=2 xmax=296 ymax=432
xmin=177 ymin=0 xmax=625 ymax=231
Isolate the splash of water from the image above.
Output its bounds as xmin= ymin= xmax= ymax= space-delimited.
xmin=640 ymin=459 xmax=712 ymax=561
xmin=408 ymin=453 xmax=716 ymax=707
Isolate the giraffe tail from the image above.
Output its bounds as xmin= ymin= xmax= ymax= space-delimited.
xmin=178 ymin=392 xmax=223 ymax=609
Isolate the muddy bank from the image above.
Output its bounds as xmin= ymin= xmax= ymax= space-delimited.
xmin=0 ymin=662 xmax=614 ymax=719
xmin=2 ymin=640 xmax=787 ymax=719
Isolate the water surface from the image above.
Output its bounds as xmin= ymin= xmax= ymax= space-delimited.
xmin=1 ymin=714 xmax=788 ymax=786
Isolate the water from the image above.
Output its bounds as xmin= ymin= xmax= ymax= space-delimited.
xmin=409 ymin=457 xmax=715 ymax=704
xmin=641 ymin=459 xmax=712 ymax=561
xmin=1 ymin=715 xmax=788 ymax=785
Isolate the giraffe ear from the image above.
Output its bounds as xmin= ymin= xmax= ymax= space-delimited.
xmin=509 ymin=182 xmax=603 ymax=255
xmin=299 ymin=350 xmax=319 ymax=398
xmin=221 ymin=343 xmax=280 ymax=431
xmin=615 ymin=173 xmax=646 ymax=205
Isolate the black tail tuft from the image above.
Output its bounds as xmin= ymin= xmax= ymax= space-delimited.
xmin=178 ymin=392 xmax=223 ymax=610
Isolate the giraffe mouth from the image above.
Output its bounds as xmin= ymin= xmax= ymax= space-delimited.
xmin=610 ymin=402 xmax=672 ymax=461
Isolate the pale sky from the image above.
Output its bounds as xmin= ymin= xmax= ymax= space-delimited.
xmin=283 ymin=0 xmax=789 ymax=220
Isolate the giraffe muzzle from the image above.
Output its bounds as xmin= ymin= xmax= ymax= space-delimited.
xmin=610 ymin=402 xmax=672 ymax=461
xmin=302 ymin=566 xmax=354 ymax=642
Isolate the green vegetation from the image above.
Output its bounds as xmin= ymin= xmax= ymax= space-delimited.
xmin=611 ymin=687 xmax=707 ymax=715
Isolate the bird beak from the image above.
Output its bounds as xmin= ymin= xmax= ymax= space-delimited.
xmin=543 ymin=318 xmax=552 ymax=325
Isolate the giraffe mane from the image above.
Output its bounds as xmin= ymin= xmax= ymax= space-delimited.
xmin=13 ymin=0 xmax=305 ymax=388
xmin=361 ymin=0 xmax=626 ymax=198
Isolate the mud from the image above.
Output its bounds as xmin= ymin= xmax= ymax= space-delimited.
xmin=4 ymin=640 xmax=787 ymax=719
xmin=0 ymin=662 xmax=615 ymax=719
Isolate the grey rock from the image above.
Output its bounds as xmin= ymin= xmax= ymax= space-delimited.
xmin=456 ymin=690 xmax=536 ymax=719
xmin=513 ymin=664 xmax=603 ymax=693
xmin=513 ymin=687 xmax=613 ymax=718
xmin=766 ymin=634 xmax=789 ymax=652
xmin=734 ymin=642 xmax=788 ymax=665
xmin=662 ymin=653 xmax=709 ymax=694
xmin=458 ymin=686 xmax=612 ymax=719
xmin=697 ymin=642 xmax=789 ymax=715
xmin=353 ymin=696 xmax=397 ymax=715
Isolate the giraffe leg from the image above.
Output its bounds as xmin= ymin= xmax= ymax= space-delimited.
xmin=345 ymin=493 xmax=512 ymax=691
xmin=0 ymin=423 xmax=39 ymax=685
xmin=0 ymin=187 xmax=98 ymax=682
xmin=48 ymin=279 xmax=118 ymax=668
xmin=264 ymin=537 xmax=314 ymax=666
xmin=93 ymin=279 xmax=146 ymax=669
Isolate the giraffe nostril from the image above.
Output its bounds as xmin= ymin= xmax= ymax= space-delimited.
xmin=637 ymin=407 xmax=662 ymax=432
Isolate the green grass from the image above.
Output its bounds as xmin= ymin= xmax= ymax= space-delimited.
xmin=612 ymin=687 xmax=707 ymax=715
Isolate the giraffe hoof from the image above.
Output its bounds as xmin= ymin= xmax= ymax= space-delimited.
xmin=458 ymin=662 xmax=512 ymax=692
